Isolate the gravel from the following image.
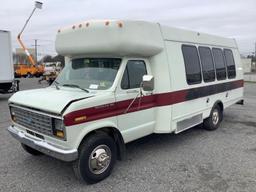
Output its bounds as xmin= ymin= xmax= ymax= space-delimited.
xmin=0 ymin=79 xmax=256 ymax=192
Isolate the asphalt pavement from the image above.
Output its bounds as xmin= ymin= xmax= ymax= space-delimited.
xmin=0 ymin=78 xmax=256 ymax=192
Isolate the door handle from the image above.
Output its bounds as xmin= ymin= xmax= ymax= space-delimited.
xmin=126 ymin=90 xmax=139 ymax=94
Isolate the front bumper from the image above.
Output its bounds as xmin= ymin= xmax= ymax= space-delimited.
xmin=7 ymin=125 xmax=78 ymax=162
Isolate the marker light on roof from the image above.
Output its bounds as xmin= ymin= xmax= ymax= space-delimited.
xmin=79 ymin=24 xmax=82 ymax=28
xmin=105 ymin=21 xmax=110 ymax=26
xmin=86 ymin=22 xmax=89 ymax=27
xmin=117 ymin=22 xmax=123 ymax=28
xmin=72 ymin=25 xmax=76 ymax=29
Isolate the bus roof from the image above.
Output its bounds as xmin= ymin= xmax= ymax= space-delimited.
xmin=55 ymin=20 xmax=237 ymax=57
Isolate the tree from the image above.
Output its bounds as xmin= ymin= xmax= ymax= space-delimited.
xmin=52 ymin=55 xmax=65 ymax=66
xmin=40 ymin=55 xmax=53 ymax=63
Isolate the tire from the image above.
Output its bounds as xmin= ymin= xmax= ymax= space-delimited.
xmin=27 ymin=73 xmax=33 ymax=78
xmin=73 ymin=132 xmax=117 ymax=184
xmin=203 ymin=105 xmax=223 ymax=131
xmin=21 ymin=143 xmax=43 ymax=156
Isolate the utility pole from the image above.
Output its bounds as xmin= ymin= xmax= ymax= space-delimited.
xmin=35 ymin=39 xmax=38 ymax=65
xmin=255 ymin=42 xmax=256 ymax=58
xmin=31 ymin=39 xmax=40 ymax=65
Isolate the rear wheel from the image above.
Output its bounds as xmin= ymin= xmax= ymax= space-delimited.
xmin=73 ymin=132 xmax=117 ymax=184
xmin=21 ymin=144 xmax=43 ymax=156
xmin=203 ymin=105 xmax=223 ymax=130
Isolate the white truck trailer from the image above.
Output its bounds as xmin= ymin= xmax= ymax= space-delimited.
xmin=7 ymin=20 xmax=243 ymax=183
xmin=0 ymin=30 xmax=19 ymax=93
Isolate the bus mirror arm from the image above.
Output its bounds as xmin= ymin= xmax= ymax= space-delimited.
xmin=124 ymin=76 xmax=154 ymax=114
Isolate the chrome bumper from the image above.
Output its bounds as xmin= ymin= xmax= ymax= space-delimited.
xmin=7 ymin=125 xmax=78 ymax=162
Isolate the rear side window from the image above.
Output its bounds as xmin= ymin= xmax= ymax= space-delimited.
xmin=121 ymin=60 xmax=147 ymax=89
xmin=198 ymin=46 xmax=215 ymax=82
xmin=212 ymin=48 xmax=226 ymax=80
xmin=182 ymin=45 xmax=202 ymax=85
xmin=224 ymin=49 xmax=236 ymax=79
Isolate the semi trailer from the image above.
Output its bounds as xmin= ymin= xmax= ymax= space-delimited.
xmin=0 ymin=30 xmax=19 ymax=93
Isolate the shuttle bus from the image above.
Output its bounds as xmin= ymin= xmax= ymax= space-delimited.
xmin=7 ymin=20 xmax=243 ymax=183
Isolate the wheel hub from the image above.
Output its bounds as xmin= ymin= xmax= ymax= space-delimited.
xmin=89 ymin=145 xmax=111 ymax=174
xmin=212 ymin=110 xmax=219 ymax=125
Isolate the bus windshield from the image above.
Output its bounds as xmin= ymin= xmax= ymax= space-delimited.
xmin=55 ymin=58 xmax=121 ymax=90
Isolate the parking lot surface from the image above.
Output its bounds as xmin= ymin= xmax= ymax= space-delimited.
xmin=0 ymin=79 xmax=256 ymax=192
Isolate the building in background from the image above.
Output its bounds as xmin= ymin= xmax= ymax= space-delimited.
xmin=13 ymin=48 xmax=35 ymax=65
xmin=241 ymin=58 xmax=252 ymax=73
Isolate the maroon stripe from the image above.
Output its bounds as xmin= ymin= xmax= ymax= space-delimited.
xmin=64 ymin=79 xmax=243 ymax=126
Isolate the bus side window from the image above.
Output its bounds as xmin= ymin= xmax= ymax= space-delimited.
xmin=182 ymin=45 xmax=202 ymax=85
xmin=198 ymin=46 xmax=215 ymax=82
xmin=212 ymin=48 xmax=227 ymax=80
xmin=224 ymin=49 xmax=236 ymax=79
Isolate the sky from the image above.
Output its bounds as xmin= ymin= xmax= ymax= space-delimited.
xmin=0 ymin=0 xmax=255 ymax=58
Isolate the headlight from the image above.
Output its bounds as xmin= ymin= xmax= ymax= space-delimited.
xmin=10 ymin=107 xmax=16 ymax=122
xmin=53 ymin=119 xmax=65 ymax=138
xmin=54 ymin=119 xmax=64 ymax=131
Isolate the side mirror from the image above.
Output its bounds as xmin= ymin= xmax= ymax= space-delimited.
xmin=142 ymin=75 xmax=154 ymax=91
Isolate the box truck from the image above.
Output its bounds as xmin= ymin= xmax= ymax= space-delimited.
xmin=7 ymin=20 xmax=243 ymax=183
xmin=0 ymin=30 xmax=19 ymax=93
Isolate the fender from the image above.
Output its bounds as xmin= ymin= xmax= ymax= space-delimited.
xmin=72 ymin=120 xmax=126 ymax=160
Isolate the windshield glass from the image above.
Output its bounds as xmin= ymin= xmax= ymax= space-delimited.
xmin=55 ymin=58 xmax=121 ymax=90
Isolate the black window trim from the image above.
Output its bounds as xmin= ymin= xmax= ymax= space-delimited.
xmin=198 ymin=46 xmax=216 ymax=83
xmin=182 ymin=44 xmax=202 ymax=85
xmin=120 ymin=59 xmax=148 ymax=90
xmin=223 ymin=48 xmax=236 ymax=79
xmin=212 ymin=47 xmax=227 ymax=81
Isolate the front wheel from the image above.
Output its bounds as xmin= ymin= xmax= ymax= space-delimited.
xmin=73 ymin=132 xmax=117 ymax=184
xmin=203 ymin=105 xmax=223 ymax=130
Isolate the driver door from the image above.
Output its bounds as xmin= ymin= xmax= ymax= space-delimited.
xmin=115 ymin=59 xmax=155 ymax=143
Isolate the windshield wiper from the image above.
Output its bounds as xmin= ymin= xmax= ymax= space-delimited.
xmin=62 ymin=84 xmax=89 ymax=93
xmin=53 ymin=81 xmax=60 ymax=90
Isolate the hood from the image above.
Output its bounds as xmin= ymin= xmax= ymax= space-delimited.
xmin=9 ymin=87 xmax=95 ymax=114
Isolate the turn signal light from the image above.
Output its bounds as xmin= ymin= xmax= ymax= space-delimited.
xmin=74 ymin=116 xmax=87 ymax=122
xmin=56 ymin=130 xmax=64 ymax=138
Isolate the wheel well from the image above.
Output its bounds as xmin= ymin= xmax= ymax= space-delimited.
xmin=78 ymin=127 xmax=126 ymax=161
xmin=215 ymin=101 xmax=224 ymax=112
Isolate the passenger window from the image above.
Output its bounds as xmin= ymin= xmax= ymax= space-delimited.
xmin=182 ymin=45 xmax=202 ymax=85
xmin=198 ymin=46 xmax=215 ymax=82
xmin=121 ymin=60 xmax=147 ymax=89
xmin=224 ymin=49 xmax=236 ymax=79
xmin=212 ymin=48 xmax=226 ymax=80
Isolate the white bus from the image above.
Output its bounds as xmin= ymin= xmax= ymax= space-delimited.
xmin=8 ymin=20 xmax=243 ymax=183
